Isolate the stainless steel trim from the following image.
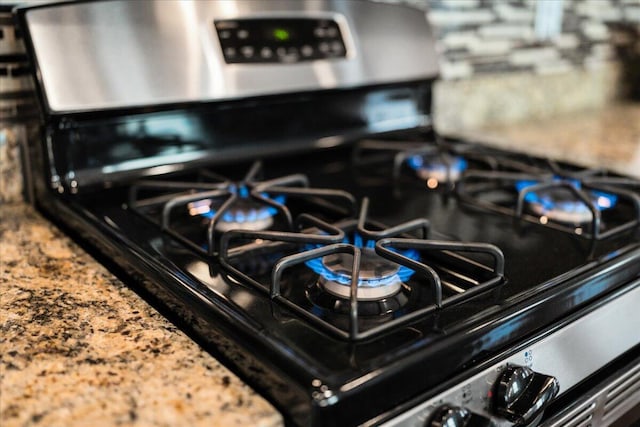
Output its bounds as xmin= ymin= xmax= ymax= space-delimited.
xmin=381 ymin=280 xmax=640 ymax=427
xmin=61 ymin=113 xmax=431 ymax=191
xmin=545 ymin=401 xmax=596 ymax=427
xmin=22 ymin=0 xmax=439 ymax=113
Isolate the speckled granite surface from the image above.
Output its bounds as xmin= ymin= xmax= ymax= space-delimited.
xmin=451 ymin=102 xmax=640 ymax=179
xmin=433 ymin=63 xmax=623 ymax=133
xmin=0 ymin=204 xmax=283 ymax=427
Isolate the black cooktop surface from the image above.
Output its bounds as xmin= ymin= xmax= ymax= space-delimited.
xmin=58 ymin=135 xmax=640 ymax=426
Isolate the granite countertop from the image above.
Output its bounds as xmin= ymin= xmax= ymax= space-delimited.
xmin=0 ymin=204 xmax=283 ymax=427
xmin=452 ymin=103 xmax=640 ymax=179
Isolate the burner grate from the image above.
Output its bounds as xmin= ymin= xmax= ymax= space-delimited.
xmin=351 ymin=137 xmax=550 ymax=194
xmin=220 ymin=198 xmax=505 ymax=340
xmin=128 ymin=161 xmax=357 ymax=255
xmin=457 ymin=159 xmax=640 ymax=240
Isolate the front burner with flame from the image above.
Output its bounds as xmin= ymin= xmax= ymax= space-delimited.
xmin=515 ymin=177 xmax=617 ymax=224
xmin=305 ymin=234 xmax=419 ymax=301
xmin=306 ymin=282 xmax=410 ymax=318
xmin=219 ymin=197 xmax=505 ymax=340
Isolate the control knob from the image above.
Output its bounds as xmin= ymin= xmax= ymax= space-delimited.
xmin=492 ymin=365 xmax=560 ymax=426
xmin=428 ymin=405 xmax=495 ymax=427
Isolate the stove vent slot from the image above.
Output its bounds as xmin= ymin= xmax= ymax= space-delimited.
xmin=543 ymin=360 xmax=640 ymax=427
xmin=545 ymin=402 xmax=596 ymax=427
xmin=571 ymin=412 xmax=594 ymax=427
xmin=603 ymin=363 xmax=640 ymax=419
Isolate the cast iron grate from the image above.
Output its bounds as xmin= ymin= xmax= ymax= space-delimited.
xmin=220 ymin=198 xmax=505 ymax=341
xmin=457 ymin=158 xmax=640 ymax=240
xmin=128 ymin=161 xmax=357 ymax=255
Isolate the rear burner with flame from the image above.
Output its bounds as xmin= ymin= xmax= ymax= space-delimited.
xmin=352 ymin=137 xmax=499 ymax=190
xmin=406 ymin=154 xmax=468 ymax=187
xmin=188 ymin=184 xmax=286 ymax=232
xmin=352 ymin=135 xmax=640 ymax=241
xmin=128 ymin=161 xmax=356 ymax=255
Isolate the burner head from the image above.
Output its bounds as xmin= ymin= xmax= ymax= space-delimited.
xmin=305 ymin=234 xmax=419 ymax=301
xmin=406 ymin=154 xmax=468 ymax=188
xmin=188 ymin=185 xmax=286 ymax=232
xmin=306 ymin=281 xmax=411 ymax=317
xmin=515 ymin=178 xmax=617 ymax=224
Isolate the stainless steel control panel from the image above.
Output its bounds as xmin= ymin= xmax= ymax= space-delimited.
xmin=19 ymin=0 xmax=439 ymax=113
xmin=382 ymin=281 xmax=640 ymax=427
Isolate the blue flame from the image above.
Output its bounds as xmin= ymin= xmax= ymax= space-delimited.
xmin=200 ymin=185 xmax=286 ymax=224
xmin=406 ymin=155 xmax=468 ymax=175
xmin=304 ymin=233 xmax=420 ymax=288
xmin=515 ymin=177 xmax=617 ymax=212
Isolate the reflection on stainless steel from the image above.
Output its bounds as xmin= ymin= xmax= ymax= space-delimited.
xmin=382 ymin=282 xmax=640 ymax=427
xmin=23 ymin=0 xmax=438 ymax=112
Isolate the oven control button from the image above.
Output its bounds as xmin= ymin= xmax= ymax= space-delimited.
xmin=301 ymin=45 xmax=314 ymax=57
xmin=492 ymin=365 xmax=560 ymax=426
xmin=260 ymin=47 xmax=273 ymax=59
xmin=428 ymin=405 xmax=495 ymax=427
xmin=240 ymin=46 xmax=255 ymax=58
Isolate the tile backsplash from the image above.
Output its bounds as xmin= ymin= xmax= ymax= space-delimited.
xmin=382 ymin=0 xmax=640 ymax=80
xmin=375 ymin=0 xmax=640 ymax=131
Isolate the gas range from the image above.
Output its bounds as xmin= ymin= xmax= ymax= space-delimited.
xmin=16 ymin=1 xmax=640 ymax=426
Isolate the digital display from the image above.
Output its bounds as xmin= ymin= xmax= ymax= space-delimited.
xmin=272 ymin=28 xmax=291 ymax=42
xmin=214 ymin=18 xmax=347 ymax=64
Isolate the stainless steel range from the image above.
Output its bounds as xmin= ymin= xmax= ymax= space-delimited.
xmin=16 ymin=1 xmax=640 ymax=426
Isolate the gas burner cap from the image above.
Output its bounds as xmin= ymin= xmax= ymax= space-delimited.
xmin=318 ymin=248 xmax=403 ymax=300
xmin=214 ymin=213 xmax=275 ymax=232
xmin=406 ymin=155 xmax=468 ymax=187
xmin=306 ymin=280 xmax=410 ymax=317
xmin=515 ymin=178 xmax=617 ymax=224
xmin=305 ymin=234 xmax=419 ymax=301
xmin=528 ymin=201 xmax=593 ymax=224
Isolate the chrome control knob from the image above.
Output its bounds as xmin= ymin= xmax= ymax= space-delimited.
xmin=492 ymin=365 xmax=560 ymax=426
xmin=428 ymin=405 xmax=494 ymax=427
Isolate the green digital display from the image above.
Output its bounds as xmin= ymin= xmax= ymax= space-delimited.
xmin=272 ymin=28 xmax=290 ymax=41
xmin=215 ymin=18 xmax=346 ymax=63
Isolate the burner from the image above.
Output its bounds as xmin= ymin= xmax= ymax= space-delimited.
xmin=406 ymin=154 xmax=468 ymax=188
xmin=515 ymin=177 xmax=617 ymax=224
xmin=219 ymin=197 xmax=505 ymax=340
xmin=129 ymin=161 xmax=357 ymax=255
xmin=306 ymin=281 xmax=410 ymax=316
xmin=352 ymin=138 xmax=498 ymax=193
xmin=457 ymin=159 xmax=640 ymax=240
xmin=188 ymin=185 xmax=287 ymax=232
xmin=304 ymin=234 xmax=420 ymax=301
